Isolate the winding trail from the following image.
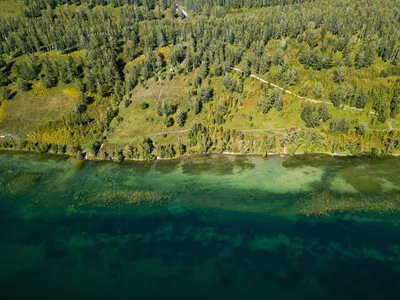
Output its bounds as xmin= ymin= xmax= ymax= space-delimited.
xmin=387 ymin=121 xmax=393 ymax=131
xmin=146 ymin=129 xmax=188 ymax=137
xmin=230 ymin=67 xmax=377 ymax=116
xmin=143 ymin=127 xmax=289 ymax=137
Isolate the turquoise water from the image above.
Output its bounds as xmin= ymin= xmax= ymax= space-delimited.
xmin=1 ymin=151 xmax=400 ymax=299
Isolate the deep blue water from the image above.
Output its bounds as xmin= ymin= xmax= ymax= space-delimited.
xmin=1 ymin=152 xmax=400 ymax=299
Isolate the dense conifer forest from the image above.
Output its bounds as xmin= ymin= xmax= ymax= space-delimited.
xmin=0 ymin=0 xmax=399 ymax=159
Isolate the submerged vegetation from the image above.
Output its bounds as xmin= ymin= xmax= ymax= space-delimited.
xmin=77 ymin=190 xmax=169 ymax=207
xmin=300 ymin=190 xmax=400 ymax=217
xmin=1 ymin=172 xmax=40 ymax=195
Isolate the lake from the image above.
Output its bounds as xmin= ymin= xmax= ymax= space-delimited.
xmin=1 ymin=151 xmax=400 ymax=300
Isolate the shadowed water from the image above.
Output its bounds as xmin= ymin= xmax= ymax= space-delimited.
xmin=0 ymin=151 xmax=400 ymax=300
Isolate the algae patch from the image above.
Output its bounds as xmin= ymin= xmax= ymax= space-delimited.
xmin=77 ymin=189 xmax=169 ymax=207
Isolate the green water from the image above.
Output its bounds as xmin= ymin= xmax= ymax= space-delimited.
xmin=1 ymin=151 xmax=400 ymax=300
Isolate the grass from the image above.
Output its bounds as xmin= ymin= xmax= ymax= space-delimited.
xmin=107 ymin=77 xmax=188 ymax=145
xmin=0 ymin=0 xmax=25 ymax=18
xmin=11 ymin=50 xmax=84 ymax=65
xmin=0 ymin=83 xmax=73 ymax=136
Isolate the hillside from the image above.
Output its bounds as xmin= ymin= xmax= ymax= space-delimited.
xmin=0 ymin=0 xmax=399 ymax=160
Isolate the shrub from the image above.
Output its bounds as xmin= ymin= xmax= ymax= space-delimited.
xmin=165 ymin=117 xmax=174 ymax=127
xmin=272 ymin=91 xmax=283 ymax=111
xmin=193 ymin=99 xmax=202 ymax=115
xmin=140 ymin=102 xmax=149 ymax=109
xmin=390 ymin=94 xmax=400 ymax=118
xmin=258 ymin=90 xmax=283 ymax=113
xmin=199 ymin=85 xmax=214 ymax=102
xmin=163 ymin=103 xmax=177 ymax=116
xmin=355 ymin=92 xmax=368 ymax=109
xmin=355 ymin=123 xmax=366 ymax=136
xmin=284 ymin=69 xmax=298 ymax=86
xmin=16 ymin=78 xmax=31 ymax=92
xmin=179 ymin=144 xmax=187 ymax=155
xmin=124 ymin=99 xmax=132 ymax=108
xmin=176 ymin=111 xmax=187 ymax=127
xmin=0 ymin=87 xmax=11 ymax=100
xmin=117 ymin=151 xmax=125 ymax=162
xmin=318 ymin=103 xmax=331 ymax=122
xmin=333 ymin=67 xmax=346 ymax=83
xmin=313 ymin=82 xmax=323 ymax=99
xmin=330 ymin=118 xmax=350 ymax=133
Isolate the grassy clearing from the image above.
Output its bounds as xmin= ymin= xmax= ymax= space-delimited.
xmin=107 ymin=76 xmax=190 ymax=145
xmin=0 ymin=0 xmax=25 ymax=18
xmin=11 ymin=50 xmax=84 ymax=65
xmin=0 ymin=83 xmax=73 ymax=136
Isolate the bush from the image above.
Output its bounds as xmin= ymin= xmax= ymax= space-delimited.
xmin=176 ymin=111 xmax=187 ymax=127
xmin=0 ymin=87 xmax=11 ymax=100
xmin=165 ymin=117 xmax=174 ymax=127
xmin=329 ymin=86 xmax=348 ymax=107
xmin=193 ymin=99 xmax=202 ymax=115
xmin=284 ymin=69 xmax=298 ymax=86
xmin=272 ymin=91 xmax=283 ymax=111
xmin=257 ymin=90 xmax=283 ymax=113
xmin=355 ymin=123 xmax=366 ymax=136
xmin=140 ymin=102 xmax=149 ymax=109
xmin=257 ymin=97 xmax=272 ymax=114
xmin=390 ymin=94 xmax=400 ymax=118
xmin=37 ymin=142 xmax=49 ymax=154
xmin=299 ymin=50 xmax=333 ymax=70
xmin=117 ymin=151 xmax=125 ymax=162
xmin=355 ymin=93 xmax=368 ymax=109
xmin=374 ymin=101 xmax=390 ymax=123
xmin=90 ymin=141 xmax=101 ymax=156
xmin=318 ymin=103 xmax=331 ymax=122
xmin=330 ymin=118 xmax=350 ymax=133
xmin=16 ymin=78 xmax=31 ymax=92
xmin=314 ymin=82 xmax=323 ymax=99
xmin=199 ymin=85 xmax=214 ymax=102
xmin=124 ymin=99 xmax=132 ymax=108
xmin=179 ymin=144 xmax=187 ymax=155
xmin=333 ymin=67 xmax=346 ymax=83
xmin=163 ymin=103 xmax=177 ymax=116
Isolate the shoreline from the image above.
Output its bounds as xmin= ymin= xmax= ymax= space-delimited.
xmin=1 ymin=147 xmax=400 ymax=162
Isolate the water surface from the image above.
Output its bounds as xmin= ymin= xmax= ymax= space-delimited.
xmin=1 ymin=152 xmax=400 ymax=299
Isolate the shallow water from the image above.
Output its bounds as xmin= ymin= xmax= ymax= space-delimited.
xmin=1 ymin=151 xmax=400 ymax=300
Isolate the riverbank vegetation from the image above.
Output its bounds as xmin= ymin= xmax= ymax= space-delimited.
xmin=0 ymin=0 xmax=399 ymax=160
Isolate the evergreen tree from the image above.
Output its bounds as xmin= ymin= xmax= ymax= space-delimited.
xmin=318 ymin=103 xmax=331 ymax=122
xmin=301 ymin=103 xmax=320 ymax=127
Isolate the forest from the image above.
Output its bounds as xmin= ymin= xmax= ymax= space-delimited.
xmin=0 ymin=0 xmax=399 ymax=160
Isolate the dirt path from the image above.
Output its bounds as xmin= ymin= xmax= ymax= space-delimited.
xmin=387 ymin=121 xmax=393 ymax=131
xmin=144 ymin=127 xmax=289 ymax=137
xmin=176 ymin=4 xmax=188 ymax=18
xmin=242 ymin=128 xmax=287 ymax=132
xmin=0 ymin=132 xmax=19 ymax=139
xmin=231 ymin=67 xmax=376 ymax=115
xmin=146 ymin=129 xmax=188 ymax=137
xmin=153 ymin=83 xmax=166 ymax=129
